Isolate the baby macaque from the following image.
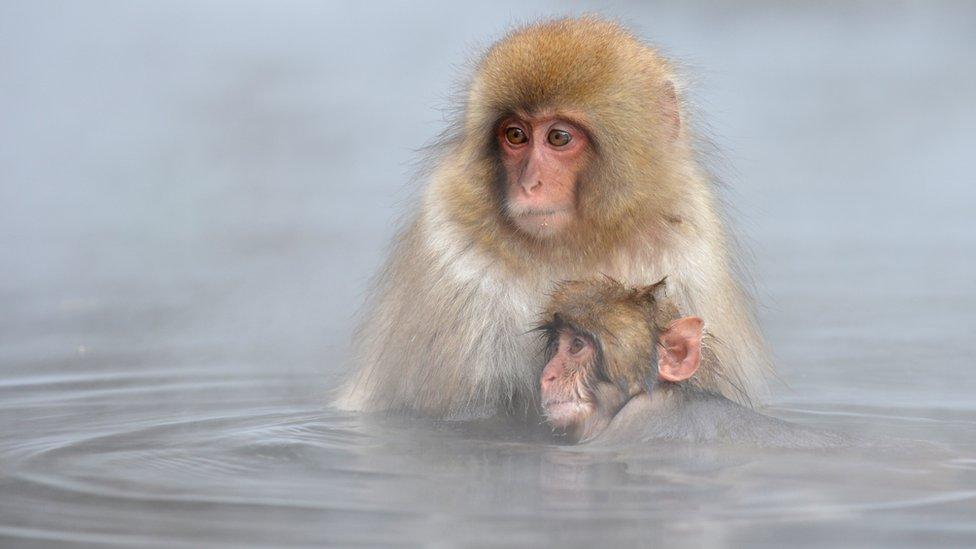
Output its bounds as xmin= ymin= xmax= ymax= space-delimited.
xmin=538 ymin=278 xmax=845 ymax=447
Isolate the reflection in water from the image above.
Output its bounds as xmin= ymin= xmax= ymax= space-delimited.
xmin=1 ymin=2 xmax=975 ymax=546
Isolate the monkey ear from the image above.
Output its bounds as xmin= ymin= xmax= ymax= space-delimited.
xmin=661 ymin=81 xmax=681 ymax=141
xmin=657 ymin=316 xmax=703 ymax=382
xmin=633 ymin=277 xmax=667 ymax=306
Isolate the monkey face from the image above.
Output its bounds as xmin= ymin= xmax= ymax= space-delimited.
xmin=496 ymin=114 xmax=591 ymax=238
xmin=539 ymin=329 xmax=602 ymax=430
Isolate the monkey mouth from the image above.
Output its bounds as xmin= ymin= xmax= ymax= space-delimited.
xmin=507 ymin=207 xmax=573 ymax=237
xmin=515 ymin=207 xmax=571 ymax=217
xmin=513 ymin=208 xmax=572 ymax=223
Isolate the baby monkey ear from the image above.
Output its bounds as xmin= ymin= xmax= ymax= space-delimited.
xmin=633 ymin=277 xmax=668 ymax=306
xmin=657 ymin=316 xmax=703 ymax=382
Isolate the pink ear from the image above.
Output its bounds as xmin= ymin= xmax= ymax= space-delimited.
xmin=657 ymin=316 xmax=703 ymax=382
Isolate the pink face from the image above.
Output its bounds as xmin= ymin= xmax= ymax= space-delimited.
xmin=539 ymin=330 xmax=597 ymax=430
xmin=497 ymin=115 xmax=590 ymax=238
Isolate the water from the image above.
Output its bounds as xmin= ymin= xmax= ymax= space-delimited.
xmin=2 ymin=2 xmax=975 ymax=546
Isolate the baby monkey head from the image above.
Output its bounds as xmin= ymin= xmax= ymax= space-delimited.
xmin=536 ymin=277 xmax=703 ymax=441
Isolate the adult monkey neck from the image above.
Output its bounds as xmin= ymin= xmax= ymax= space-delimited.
xmin=334 ymin=17 xmax=772 ymax=419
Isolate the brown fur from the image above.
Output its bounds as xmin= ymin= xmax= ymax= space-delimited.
xmin=540 ymin=277 xmax=671 ymax=388
xmin=334 ymin=17 xmax=771 ymax=418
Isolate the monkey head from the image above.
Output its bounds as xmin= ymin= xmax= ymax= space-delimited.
xmin=536 ymin=278 xmax=703 ymax=441
xmin=458 ymin=18 xmax=684 ymax=244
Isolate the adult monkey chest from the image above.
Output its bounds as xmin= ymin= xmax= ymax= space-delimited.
xmin=334 ymin=17 xmax=771 ymax=419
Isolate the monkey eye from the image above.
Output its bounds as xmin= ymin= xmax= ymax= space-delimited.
xmin=568 ymin=337 xmax=586 ymax=355
xmin=505 ymin=127 xmax=528 ymax=145
xmin=547 ymin=129 xmax=571 ymax=147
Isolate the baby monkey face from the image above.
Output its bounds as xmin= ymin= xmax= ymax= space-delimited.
xmin=539 ymin=329 xmax=605 ymax=430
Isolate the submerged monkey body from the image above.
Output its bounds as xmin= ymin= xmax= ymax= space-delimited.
xmin=336 ymin=17 xmax=771 ymax=419
xmin=589 ymin=385 xmax=844 ymax=448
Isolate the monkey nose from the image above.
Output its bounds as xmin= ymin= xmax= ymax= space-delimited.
xmin=541 ymin=370 xmax=557 ymax=388
xmin=521 ymin=179 xmax=543 ymax=194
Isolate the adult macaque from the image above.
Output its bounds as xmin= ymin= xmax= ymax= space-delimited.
xmin=539 ymin=278 xmax=843 ymax=447
xmin=336 ymin=17 xmax=770 ymax=419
